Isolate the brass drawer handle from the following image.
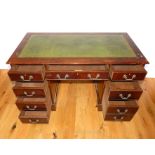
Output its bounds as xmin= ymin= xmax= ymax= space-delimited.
xmin=87 ymin=74 xmax=100 ymax=80
xmin=113 ymin=116 xmax=124 ymax=121
xmin=56 ymin=74 xmax=69 ymax=80
xmin=116 ymin=108 xmax=128 ymax=114
xmin=119 ymin=93 xmax=131 ymax=100
xmin=24 ymin=91 xmax=35 ymax=97
xmin=26 ymin=105 xmax=37 ymax=110
xmin=28 ymin=119 xmax=39 ymax=123
xmin=20 ymin=75 xmax=33 ymax=81
xmin=123 ymin=74 xmax=136 ymax=81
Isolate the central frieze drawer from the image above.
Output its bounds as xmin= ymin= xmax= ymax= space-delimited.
xmin=13 ymin=82 xmax=48 ymax=98
xmin=45 ymin=65 xmax=109 ymax=80
xmin=108 ymin=82 xmax=143 ymax=101
xmin=110 ymin=65 xmax=147 ymax=81
xmin=8 ymin=65 xmax=45 ymax=82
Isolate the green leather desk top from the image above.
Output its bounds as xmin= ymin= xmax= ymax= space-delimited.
xmin=7 ymin=33 xmax=148 ymax=65
xmin=18 ymin=34 xmax=136 ymax=58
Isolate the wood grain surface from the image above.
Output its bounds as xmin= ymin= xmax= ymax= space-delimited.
xmin=0 ymin=70 xmax=155 ymax=138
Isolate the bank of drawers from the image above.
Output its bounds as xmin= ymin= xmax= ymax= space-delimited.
xmin=8 ymin=64 xmax=147 ymax=123
xmin=102 ymin=65 xmax=147 ymax=121
xmin=8 ymin=65 xmax=52 ymax=124
xmin=19 ymin=94 xmax=51 ymax=123
xmin=102 ymin=82 xmax=141 ymax=121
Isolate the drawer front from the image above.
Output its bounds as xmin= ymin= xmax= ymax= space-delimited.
xmin=13 ymin=82 xmax=48 ymax=98
xmin=20 ymin=118 xmax=49 ymax=123
xmin=108 ymin=82 xmax=143 ymax=100
xmin=8 ymin=65 xmax=45 ymax=82
xmin=106 ymin=101 xmax=139 ymax=114
xmin=46 ymin=72 xmax=77 ymax=80
xmin=46 ymin=71 xmax=109 ymax=80
xmin=109 ymin=91 xmax=142 ymax=100
xmin=19 ymin=111 xmax=50 ymax=123
xmin=77 ymin=72 xmax=109 ymax=80
xmin=16 ymin=98 xmax=47 ymax=111
xmin=9 ymin=73 xmax=44 ymax=82
xmin=13 ymin=89 xmax=46 ymax=97
xmin=104 ymin=114 xmax=134 ymax=121
xmin=111 ymin=73 xmax=147 ymax=81
xmin=110 ymin=65 xmax=147 ymax=81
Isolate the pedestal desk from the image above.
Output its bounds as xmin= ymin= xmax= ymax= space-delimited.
xmin=7 ymin=33 xmax=149 ymax=123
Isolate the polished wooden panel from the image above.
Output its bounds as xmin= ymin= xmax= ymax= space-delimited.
xmin=108 ymin=82 xmax=143 ymax=100
xmin=8 ymin=65 xmax=45 ymax=81
xmin=49 ymin=81 xmax=59 ymax=110
xmin=110 ymin=65 xmax=147 ymax=81
xmin=0 ymin=70 xmax=155 ymax=138
xmin=95 ymin=81 xmax=105 ymax=111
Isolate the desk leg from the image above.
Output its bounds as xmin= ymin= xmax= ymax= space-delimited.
xmin=49 ymin=81 xmax=60 ymax=111
xmin=94 ymin=81 xmax=105 ymax=111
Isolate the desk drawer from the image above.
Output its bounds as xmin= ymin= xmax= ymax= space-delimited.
xmin=19 ymin=110 xmax=50 ymax=123
xmin=108 ymin=82 xmax=143 ymax=100
xmin=77 ymin=72 xmax=109 ymax=80
xmin=8 ymin=65 xmax=45 ymax=82
xmin=105 ymin=100 xmax=138 ymax=114
xmin=46 ymin=72 xmax=77 ymax=80
xmin=104 ymin=114 xmax=134 ymax=121
xmin=45 ymin=65 xmax=109 ymax=80
xmin=13 ymin=82 xmax=47 ymax=97
xmin=110 ymin=65 xmax=147 ymax=81
xmin=46 ymin=72 xmax=109 ymax=80
xmin=16 ymin=97 xmax=49 ymax=111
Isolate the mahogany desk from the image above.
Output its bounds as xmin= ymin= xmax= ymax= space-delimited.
xmin=7 ymin=33 xmax=149 ymax=123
